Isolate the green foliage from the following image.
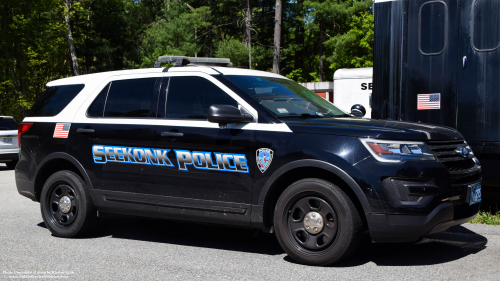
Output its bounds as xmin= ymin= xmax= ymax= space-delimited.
xmin=215 ymin=36 xmax=249 ymax=67
xmin=0 ymin=0 xmax=376 ymax=120
xmin=470 ymin=206 xmax=500 ymax=225
xmin=326 ymin=11 xmax=374 ymax=71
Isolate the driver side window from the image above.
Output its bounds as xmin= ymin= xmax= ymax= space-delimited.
xmin=163 ymin=76 xmax=238 ymax=120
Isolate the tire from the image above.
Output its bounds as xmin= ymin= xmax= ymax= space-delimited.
xmin=40 ymin=170 xmax=97 ymax=237
xmin=274 ymin=178 xmax=363 ymax=266
xmin=6 ymin=160 xmax=18 ymax=169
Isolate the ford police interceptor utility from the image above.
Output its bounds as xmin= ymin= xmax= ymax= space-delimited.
xmin=15 ymin=56 xmax=482 ymax=266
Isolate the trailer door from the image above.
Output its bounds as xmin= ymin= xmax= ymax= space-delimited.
xmin=457 ymin=0 xmax=500 ymax=144
xmin=404 ymin=0 xmax=459 ymax=127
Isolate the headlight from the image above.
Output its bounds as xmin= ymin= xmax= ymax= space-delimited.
xmin=359 ymin=138 xmax=436 ymax=163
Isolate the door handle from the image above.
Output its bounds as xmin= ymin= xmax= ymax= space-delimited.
xmin=77 ymin=128 xmax=95 ymax=133
xmin=463 ymin=56 xmax=467 ymax=68
xmin=161 ymin=132 xmax=183 ymax=137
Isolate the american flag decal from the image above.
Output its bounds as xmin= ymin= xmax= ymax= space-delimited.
xmin=418 ymin=93 xmax=441 ymax=110
xmin=53 ymin=123 xmax=71 ymax=138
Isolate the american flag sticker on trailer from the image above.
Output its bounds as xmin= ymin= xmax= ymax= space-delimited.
xmin=417 ymin=93 xmax=441 ymax=110
xmin=53 ymin=123 xmax=71 ymax=138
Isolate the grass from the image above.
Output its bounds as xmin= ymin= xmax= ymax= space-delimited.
xmin=470 ymin=205 xmax=500 ymax=225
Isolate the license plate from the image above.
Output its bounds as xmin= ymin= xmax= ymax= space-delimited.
xmin=469 ymin=183 xmax=482 ymax=205
xmin=3 ymin=138 xmax=12 ymax=143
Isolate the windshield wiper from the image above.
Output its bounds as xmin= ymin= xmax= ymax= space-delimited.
xmin=276 ymin=113 xmax=325 ymax=119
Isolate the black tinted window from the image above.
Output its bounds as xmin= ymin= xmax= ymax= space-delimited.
xmin=104 ymin=78 xmax=156 ymax=118
xmin=473 ymin=0 xmax=500 ymax=51
xmin=87 ymin=83 xmax=110 ymax=117
xmin=29 ymin=84 xmax=85 ymax=116
xmin=0 ymin=118 xmax=18 ymax=130
xmin=165 ymin=77 xmax=237 ymax=119
xmin=420 ymin=2 xmax=447 ymax=55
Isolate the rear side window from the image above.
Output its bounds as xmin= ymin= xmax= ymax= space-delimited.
xmin=0 ymin=118 xmax=18 ymax=130
xmin=164 ymin=76 xmax=237 ymax=119
xmin=419 ymin=2 xmax=447 ymax=55
xmin=473 ymin=0 xmax=500 ymax=51
xmin=28 ymin=84 xmax=85 ymax=117
xmin=87 ymin=78 xmax=156 ymax=118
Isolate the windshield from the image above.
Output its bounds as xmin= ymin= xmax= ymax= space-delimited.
xmin=225 ymin=76 xmax=346 ymax=117
xmin=0 ymin=118 xmax=18 ymax=130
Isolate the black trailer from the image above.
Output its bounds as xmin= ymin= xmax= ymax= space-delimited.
xmin=372 ymin=0 xmax=500 ymax=186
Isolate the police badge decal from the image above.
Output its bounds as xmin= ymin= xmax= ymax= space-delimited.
xmin=256 ymin=148 xmax=274 ymax=173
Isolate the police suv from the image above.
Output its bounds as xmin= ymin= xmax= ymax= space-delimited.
xmin=15 ymin=57 xmax=482 ymax=266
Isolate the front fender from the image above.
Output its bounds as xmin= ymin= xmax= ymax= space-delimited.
xmin=257 ymin=159 xmax=374 ymax=215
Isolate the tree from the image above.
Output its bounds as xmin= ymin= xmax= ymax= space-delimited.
xmin=62 ymin=0 xmax=80 ymax=75
xmin=273 ymin=0 xmax=282 ymax=74
xmin=242 ymin=0 xmax=252 ymax=69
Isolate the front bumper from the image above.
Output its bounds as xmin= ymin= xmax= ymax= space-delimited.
xmin=367 ymin=201 xmax=480 ymax=243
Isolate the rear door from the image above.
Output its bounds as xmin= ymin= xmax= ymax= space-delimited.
xmin=72 ymin=74 xmax=161 ymax=199
xmin=457 ymin=0 xmax=500 ymax=144
xmin=404 ymin=0 xmax=459 ymax=127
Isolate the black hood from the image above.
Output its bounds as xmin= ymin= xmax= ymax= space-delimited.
xmin=281 ymin=117 xmax=463 ymax=141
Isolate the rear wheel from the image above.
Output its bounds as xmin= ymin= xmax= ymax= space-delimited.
xmin=40 ymin=170 xmax=97 ymax=237
xmin=6 ymin=160 xmax=17 ymax=169
xmin=274 ymin=178 xmax=363 ymax=266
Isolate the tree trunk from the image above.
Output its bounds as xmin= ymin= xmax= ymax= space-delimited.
xmin=243 ymin=0 xmax=252 ymax=69
xmin=204 ymin=0 xmax=213 ymax=57
xmin=273 ymin=0 xmax=282 ymax=74
xmin=294 ymin=0 xmax=304 ymax=71
xmin=63 ymin=0 xmax=79 ymax=76
xmin=319 ymin=20 xmax=324 ymax=82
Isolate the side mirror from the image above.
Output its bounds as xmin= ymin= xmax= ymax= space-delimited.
xmin=351 ymin=104 xmax=366 ymax=117
xmin=208 ymin=105 xmax=253 ymax=129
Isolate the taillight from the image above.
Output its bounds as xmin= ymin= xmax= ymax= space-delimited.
xmin=18 ymin=123 xmax=33 ymax=146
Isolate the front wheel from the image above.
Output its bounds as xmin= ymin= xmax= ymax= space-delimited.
xmin=40 ymin=170 xmax=97 ymax=237
xmin=274 ymin=178 xmax=363 ymax=266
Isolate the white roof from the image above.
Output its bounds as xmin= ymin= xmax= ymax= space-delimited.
xmin=0 ymin=116 xmax=14 ymax=119
xmin=47 ymin=67 xmax=287 ymax=87
xmin=333 ymin=67 xmax=373 ymax=80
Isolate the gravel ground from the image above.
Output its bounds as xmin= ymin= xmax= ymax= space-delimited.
xmin=0 ymin=165 xmax=499 ymax=280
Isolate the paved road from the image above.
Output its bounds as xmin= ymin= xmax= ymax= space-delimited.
xmin=0 ymin=165 xmax=499 ymax=280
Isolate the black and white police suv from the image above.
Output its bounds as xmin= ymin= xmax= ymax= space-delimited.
xmin=15 ymin=56 xmax=482 ymax=266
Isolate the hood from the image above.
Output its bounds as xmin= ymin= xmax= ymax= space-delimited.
xmin=281 ymin=117 xmax=463 ymax=141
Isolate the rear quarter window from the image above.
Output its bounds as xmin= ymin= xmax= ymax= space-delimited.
xmin=28 ymin=84 xmax=85 ymax=117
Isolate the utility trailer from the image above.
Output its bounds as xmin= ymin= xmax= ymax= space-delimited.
xmin=372 ymin=0 xmax=500 ymax=186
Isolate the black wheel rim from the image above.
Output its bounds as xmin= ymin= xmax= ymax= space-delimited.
xmin=46 ymin=183 xmax=79 ymax=227
xmin=285 ymin=194 xmax=339 ymax=252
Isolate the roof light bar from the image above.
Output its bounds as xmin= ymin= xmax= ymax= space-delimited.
xmin=154 ymin=56 xmax=232 ymax=68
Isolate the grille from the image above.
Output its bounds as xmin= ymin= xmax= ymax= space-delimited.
xmin=453 ymin=202 xmax=480 ymax=220
xmin=426 ymin=140 xmax=478 ymax=173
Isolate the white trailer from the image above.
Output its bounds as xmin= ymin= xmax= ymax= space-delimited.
xmin=333 ymin=67 xmax=373 ymax=117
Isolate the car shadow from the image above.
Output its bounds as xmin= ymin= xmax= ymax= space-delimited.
xmin=37 ymin=216 xmax=488 ymax=266
xmin=324 ymin=225 xmax=487 ymax=267
xmin=38 ymin=215 xmax=284 ymax=256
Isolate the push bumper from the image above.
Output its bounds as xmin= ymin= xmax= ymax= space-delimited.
xmin=367 ymin=202 xmax=480 ymax=243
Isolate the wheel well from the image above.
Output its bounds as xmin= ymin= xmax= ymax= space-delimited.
xmin=262 ymin=167 xmax=368 ymax=230
xmin=34 ymin=158 xmax=85 ymax=202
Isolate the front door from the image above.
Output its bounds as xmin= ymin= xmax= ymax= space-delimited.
xmin=404 ymin=0 xmax=459 ymax=127
xmin=152 ymin=74 xmax=256 ymax=207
